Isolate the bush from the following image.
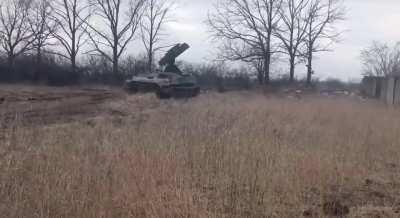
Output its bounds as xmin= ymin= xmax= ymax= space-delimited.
xmin=80 ymin=55 xmax=148 ymax=86
xmin=0 ymin=52 xmax=153 ymax=86
xmin=0 ymin=53 xmax=80 ymax=86
xmin=180 ymin=62 xmax=255 ymax=91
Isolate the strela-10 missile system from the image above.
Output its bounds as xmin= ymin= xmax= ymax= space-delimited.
xmin=124 ymin=43 xmax=200 ymax=99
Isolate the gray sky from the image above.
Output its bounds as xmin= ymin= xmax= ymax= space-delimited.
xmin=160 ymin=0 xmax=400 ymax=81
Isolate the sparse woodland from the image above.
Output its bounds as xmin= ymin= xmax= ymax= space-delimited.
xmin=0 ymin=0 xmax=345 ymax=88
xmin=207 ymin=0 xmax=345 ymax=85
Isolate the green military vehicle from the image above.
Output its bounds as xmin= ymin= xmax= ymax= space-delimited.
xmin=124 ymin=43 xmax=200 ymax=99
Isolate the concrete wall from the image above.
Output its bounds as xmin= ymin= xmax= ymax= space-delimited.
xmin=394 ymin=78 xmax=400 ymax=104
xmin=386 ymin=78 xmax=395 ymax=105
xmin=380 ymin=78 xmax=388 ymax=102
xmin=362 ymin=76 xmax=400 ymax=105
xmin=362 ymin=76 xmax=382 ymax=98
xmin=379 ymin=77 xmax=400 ymax=105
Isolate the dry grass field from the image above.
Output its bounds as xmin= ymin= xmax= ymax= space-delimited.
xmin=1 ymin=85 xmax=400 ymax=217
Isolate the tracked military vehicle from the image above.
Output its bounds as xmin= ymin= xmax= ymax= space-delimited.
xmin=124 ymin=43 xmax=200 ymax=99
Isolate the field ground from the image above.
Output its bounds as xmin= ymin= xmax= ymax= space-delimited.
xmin=1 ymin=85 xmax=400 ymax=217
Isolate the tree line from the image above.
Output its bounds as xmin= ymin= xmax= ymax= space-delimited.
xmin=0 ymin=0 xmax=346 ymax=86
xmin=207 ymin=0 xmax=345 ymax=85
xmin=0 ymin=0 xmax=170 ymax=84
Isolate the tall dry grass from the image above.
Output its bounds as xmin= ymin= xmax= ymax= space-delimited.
xmin=1 ymin=92 xmax=400 ymax=217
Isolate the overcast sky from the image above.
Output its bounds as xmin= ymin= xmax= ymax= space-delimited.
xmin=155 ymin=0 xmax=400 ymax=81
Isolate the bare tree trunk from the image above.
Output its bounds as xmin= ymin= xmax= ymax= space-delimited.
xmin=35 ymin=46 xmax=42 ymax=81
xmin=113 ymin=52 xmax=119 ymax=75
xmin=71 ymin=56 xmax=76 ymax=75
xmin=37 ymin=47 xmax=42 ymax=68
xmin=264 ymin=35 xmax=272 ymax=84
xmin=71 ymin=17 xmax=77 ymax=76
xmin=112 ymin=36 xmax=119 ymax=75
xmin=71 ymin=47 xmax=77 ymax=80
xmin=255 ymin=59 xmax=264 ymax=85
xmin=306 ymin=47 xmax=313 ymax=85
xmin=289 ymin=55 xmax=295 ymax=82
xmin=148 ymin=41 xmax=153 ymax=72
xmin=7 ymin=54 xmax=15 ymax=76
xmin=71 ymin=36 xmax=77 ymax=76
xmin=264 ymin=53 xmax=271 ymax=83
xmin=258 ymin=71 xmax=264 ymax=84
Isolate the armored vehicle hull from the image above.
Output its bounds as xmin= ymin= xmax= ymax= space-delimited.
xmin=124 ymin=72 xmax=200 ymax=99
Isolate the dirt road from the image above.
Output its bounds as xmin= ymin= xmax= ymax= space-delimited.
xmin=0 ymin=85 xmax=123 ymax=128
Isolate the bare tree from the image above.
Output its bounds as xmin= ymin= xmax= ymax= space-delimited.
xmin=303 ymin=0 xmax=344 ymax=84
xmin=141 ymin=0 xmax=172 ymax=73
xmin=29 ymin=0 xmax=57 ymax=79
xmin=361 ymin=41 xmax=400 ymax=77
xmin=275 ymin=0 xmax=309 ymax=82
xmin=51 ymin=0 xmax=91 ymax=75
xmin=208 ymin=0 xmax=283 ymax=84
xmin=0 ymin=0 xmax=35 ymax=73
xmin=86 ymin=0 xmax=145 ymax=75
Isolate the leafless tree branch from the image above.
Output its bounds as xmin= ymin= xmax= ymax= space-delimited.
xmin=85 ymin=0 xmax=145 ymax=75
xmin=208 ymin=0 xmax=283 ymax=84
xmin=50 ymin=0 xmax=91 ymax=74
xmin=141 ymin=0 xmax=173 ymax=72
xmin=274 ymin=0 xmax=310 ymax=82
xmin=302 ymin=0 xmax=345 ymax=84
xmin=361 ymin=41 xmax=400 ymax=77
xmin=0 ymin=0 xmax=36 ymax=73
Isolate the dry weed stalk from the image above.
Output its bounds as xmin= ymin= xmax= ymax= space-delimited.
xmin=1 ymin=92 xmax=400 ymax=217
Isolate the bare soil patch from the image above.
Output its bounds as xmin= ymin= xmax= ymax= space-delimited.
xmin=0 ymin=85 xmax=123 ymax=127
